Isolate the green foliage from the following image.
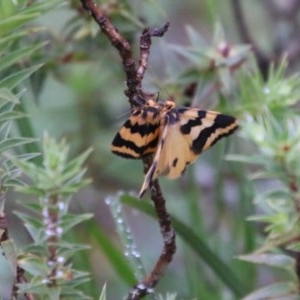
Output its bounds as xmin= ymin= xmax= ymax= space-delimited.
xmin=0 ymin=1 xmax=94 ymax=299
xmin=11 ymin=135 xmax=92 ymax=195
xmin=121 ymin=194 xmax=247 ymax=298
xmin=0 ymin=89 xmax=38 ymax=204
xmin=103 ymin=13 xmax=300 ymax=300
xmin=87 ymin=218 xmax=136 ymax=286
xmin=98 ymin=284 xmax=107 ymax=300
xmin=105 ymin=193 xmax=146 ymax=281
xmin=0 ymin=90 xmax=33 ymax=147
xmin=0 ymin=4 xmax=51 ymax=297
xmin=170 ymin=24 xmax=250 ymax=91
xmin=13 ymin=135 xmax=92 ymax=299
xmin=2 ymin=0 xmax=300 ymax=300
xmin=227 ymin=59 xmax=300 ymax=299
xmin=158 ymin=292 xmax=179 ymax=300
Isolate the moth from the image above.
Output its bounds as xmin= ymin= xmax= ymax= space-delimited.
xmin=111 ymin=98 xmax=238 ymax=198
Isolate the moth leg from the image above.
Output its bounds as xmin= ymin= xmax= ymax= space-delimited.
xmin=139 ymin=161 xmax=156 ymax=198
xmin=139 ymin=123 xmax=169 ymax=198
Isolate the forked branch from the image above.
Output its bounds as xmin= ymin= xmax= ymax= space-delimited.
xmin=79 ymin=1 xmax=174 ymax=299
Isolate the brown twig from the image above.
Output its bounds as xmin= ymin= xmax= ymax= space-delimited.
xmin=0 ymin=213 xmax=8 ymax=242
xmin=231 ymin=0 xmax=300 ymax=78
xmin=80 ymin=0 xmax=139 ymax=104
xmin=230 ymin=0 xmax=270 ymax=79
xmin=263 ymin=0 xmax=300 ymax=66
xmin=230 ymin=0 xmax=253 ymax=46
xmin=44 ymin=194 xmax=59 ymax=286
xmin=13 ymin=266 xmax=35 ymax=300
xmin=137 ymin=23 xmax=170 ymax=84
xmin=0 ymin=212 xmax=34 ymax=300
xmin=79 ymin=0 xmax=169 ymax=106
xmin=127 ymin=179 xmax=176 ymax=299
xmin=79 ymin=1 xmax=174 ymax=299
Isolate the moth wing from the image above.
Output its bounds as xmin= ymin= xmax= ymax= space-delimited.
xmin=139 ymin=122 xmax=196 ymax=197
xmin=157 ymin=123 xmax=198 ymax=179
xmin=111 ymin=109 xmax=161 ymax=158
xmin=138 ymin=108 xmax=238 ymax=197
xmin=179 ymin=108 xmax=238 ymax=154
xmin=154 ymin=108 xmax=238 ymax=179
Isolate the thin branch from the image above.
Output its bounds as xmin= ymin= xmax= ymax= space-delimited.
xmin=80 ymin=1 xmax=174 ymax=299
xmin=126 ymin=162 xmax=176 ymax=300
xmin=0 ymin=212 xmax=34 ymax=300
xmin=231 ymin=0 xmax=253 ymax=45
xmin=80 ymin=0 xmax=139 ymax=103
xmin=44 ymin=194 xmax=60 ymax=287
xmin=230 ymin=0 xmax=270 ymax=79
xmin=80 ymin=0 xmax=169 ymax=105
xmin=147 ymin=181 xmax=176 ymax=284
xmin=137 ymin=23 xmax=170 ymax=84
xmin=263 ymin=0 xmax=300 ymax=65
xmin=13 ymin=266 xmax=35 ymax=300
xmin=232 ymin=0 xmax=300 ymax=73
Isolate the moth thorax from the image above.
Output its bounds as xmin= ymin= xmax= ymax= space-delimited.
xmin=158 ymin=108 xmax=178 ymax=125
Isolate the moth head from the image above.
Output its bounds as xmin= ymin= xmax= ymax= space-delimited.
xmin=132 ymin=92 xmax=158 ymax=107
xmin=164 ymin=99 xmax=176 ymax=110
xmin=146 ymin=98 xmax=158 ymax=107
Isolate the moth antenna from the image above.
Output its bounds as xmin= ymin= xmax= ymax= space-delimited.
xmin=139 ymin=122 xmax=169 ymax=198
xmin=190 ymin=79 xmax=216 ymax=108
xmin=159 ymin=83 xmax=174 ymax=102
xmin=146 ymin=91 xmax=160 ymax=102
xmin=146 ymin=65 xmax=176 ymax=103
xmin=114 ymin=106 xmax=132 ymax=122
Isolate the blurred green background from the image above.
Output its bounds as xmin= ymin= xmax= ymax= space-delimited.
xmin=2 ymin=0 xmax=300 ymax=299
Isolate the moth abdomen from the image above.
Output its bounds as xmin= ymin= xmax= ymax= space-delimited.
xmin=179 ymin=110 xmax=207 ymax=135
xmin=126 ymin=121 xmax=159 ymax=137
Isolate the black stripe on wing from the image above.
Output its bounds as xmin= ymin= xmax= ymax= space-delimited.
xmin=111 ymin=132 xmax=159 ymax=158
xmin=180 ymin=111 xmax=238 ymax=154
xmin=193 ymin=114 xmax=238 ymax=153
xmin=122 ymin=119 xmax=160 ymax=137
